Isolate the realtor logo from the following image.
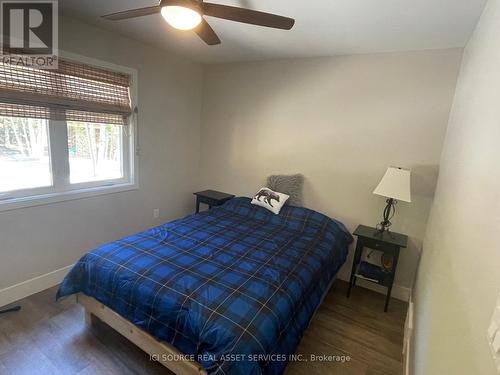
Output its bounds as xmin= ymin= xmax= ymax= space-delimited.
xmin=1 ymin=0 xmax=58 ymax=68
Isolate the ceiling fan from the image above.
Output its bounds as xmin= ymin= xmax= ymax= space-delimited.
xmin=102 ymin=0 xmax=295 ymax=46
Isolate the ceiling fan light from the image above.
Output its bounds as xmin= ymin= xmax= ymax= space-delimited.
xmin=161 ymin=5 xmax=202 ymax=30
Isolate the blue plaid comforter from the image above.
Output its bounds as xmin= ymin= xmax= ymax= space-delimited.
xmin=57 ymin=197 xmax=352 ymax=375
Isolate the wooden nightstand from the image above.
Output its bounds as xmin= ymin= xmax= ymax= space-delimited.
xmin=347 ymin=225 xmax=408 ymax=312
xmin=193 ymin=190 xmax=235 ymax=213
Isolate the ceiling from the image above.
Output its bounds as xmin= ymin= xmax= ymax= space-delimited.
xmin=60 ymin=0 xmax=487 ymax=64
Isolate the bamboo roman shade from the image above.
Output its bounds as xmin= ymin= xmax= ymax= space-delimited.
xmin=0 ymin=59 xmax=132 ymax=125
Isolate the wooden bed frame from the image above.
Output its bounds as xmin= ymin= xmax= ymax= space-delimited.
xmin=77 ymin=294 xmax=207 ymax=375
xmin=77 ymin=274 xmax=339 ymax=375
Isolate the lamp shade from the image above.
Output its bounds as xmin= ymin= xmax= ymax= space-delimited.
xmin=373 ymin=167 xmax=412 ymax=203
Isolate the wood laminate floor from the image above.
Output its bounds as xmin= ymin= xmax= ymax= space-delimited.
xmin=0 ymin=281 xmax=406 ymax=375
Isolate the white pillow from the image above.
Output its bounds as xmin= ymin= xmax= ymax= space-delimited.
xmin=251 ymin=187 xmax=289 ymax=215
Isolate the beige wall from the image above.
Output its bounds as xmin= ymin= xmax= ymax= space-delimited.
xmin=199 ymin=50 xmax=463 ymax=292
xmin=0 ymin=17 xmax=203 ymax=290
xmin=413 ymin=1 xmax=500 ymax=374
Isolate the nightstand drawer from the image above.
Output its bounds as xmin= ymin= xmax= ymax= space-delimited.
xmin=358 ymin=237 xmax=398 ymax=253
xmin=198 ymin=196 xmax=219 ymax=206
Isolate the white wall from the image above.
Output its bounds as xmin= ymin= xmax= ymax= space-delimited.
xmin=199 ymin=50 xmax=463 ymax=294
xmin=413 ymin=1 xmax=500 ymax=374
xmin=0 ymin=17 xmax=203 ymax=299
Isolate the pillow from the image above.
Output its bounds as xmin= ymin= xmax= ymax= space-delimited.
xmin=266 ymin=174 xmax=304 ymax=207
xmin=251 ymin=187 xmax=289 ymax=215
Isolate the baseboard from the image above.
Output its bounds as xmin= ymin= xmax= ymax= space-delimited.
xmin=403 ymin=297 xmax=414 ymax=375
xmin=337 ymin=274 xmax=412 ymax=302
xmin=0 ymin=265 xmax=73 ymax=308
xmin=357 ymin=279 xmax=411 ymax=301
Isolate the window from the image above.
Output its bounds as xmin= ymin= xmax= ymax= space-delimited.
xmin=67 ymin=122 xmax=124 ymax=184
xmin=0 ymin=57 xmax=136 ymax=208
xmin=0 ymin=117 xmax=51 ymax=192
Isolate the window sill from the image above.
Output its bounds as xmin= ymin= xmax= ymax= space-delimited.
xmin=0 ymin=182 xmax=138 ymax=213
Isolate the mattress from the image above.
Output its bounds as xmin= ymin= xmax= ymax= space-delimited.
xmin=57 ymin=197 xmax=352 ymax=374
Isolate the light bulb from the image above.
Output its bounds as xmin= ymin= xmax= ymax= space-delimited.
xmin=161 ymin=6 xmax=202 ymax=31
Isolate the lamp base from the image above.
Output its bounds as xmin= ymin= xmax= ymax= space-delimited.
xmin=373 ymin=226 xmax=396 ymax=239
xmin=375 ymin=222 xmax=391 ymax=233
xmin=375 ymin=198 xmax=397 ymax=235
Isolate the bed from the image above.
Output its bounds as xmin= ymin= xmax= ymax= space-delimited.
xmin=57 ymin=197 xmax=353 ymax=375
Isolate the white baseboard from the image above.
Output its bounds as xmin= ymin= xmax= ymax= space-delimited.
xmin=395 ymin=285 xmax=412 ymax=302
xmin=356 ymin=279 xmax=411 ymax=302
xmin=0 ymin=265 xmax=73 ymax=308
xmin=337 ymin=274 xmax=412 ymax=302
xmin=403 ymin=297 xmax=414 ymax=375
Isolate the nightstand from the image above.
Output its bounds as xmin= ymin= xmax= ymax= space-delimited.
xmin=346 ymin=225 xmax=408 ymax=312
xmin=194 ymin=190 xmax=235 ymax=213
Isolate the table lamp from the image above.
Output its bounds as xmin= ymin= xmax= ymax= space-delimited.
xmin=373 ymin=167 xmax=411 ymax=233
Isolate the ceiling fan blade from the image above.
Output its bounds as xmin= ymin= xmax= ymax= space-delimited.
xmin=202 ymin=3 xmax=295 ymax=30
xmin=102 ymin=5 xmax=161 ymax=21
xmin=194 ymin=19 xmax=221 ymax=45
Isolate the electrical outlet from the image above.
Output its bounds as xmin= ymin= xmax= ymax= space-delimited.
xmin=153 ymin=208 xmax=160 ymax=219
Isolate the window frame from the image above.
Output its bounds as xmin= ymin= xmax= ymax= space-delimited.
xmin=0 ymin=51 xmax=138 ymax=212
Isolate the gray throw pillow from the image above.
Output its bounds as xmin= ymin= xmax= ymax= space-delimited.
xmin=266 ymin=174 xmax=304 ymax=207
